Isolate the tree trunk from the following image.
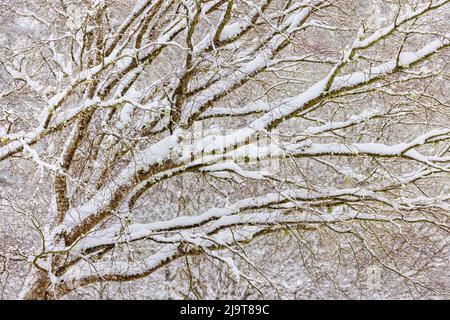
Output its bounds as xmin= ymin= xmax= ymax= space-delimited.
xmin=23 ymin=274 xmax=54 ymax=300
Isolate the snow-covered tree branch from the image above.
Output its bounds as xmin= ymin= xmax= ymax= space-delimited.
xmin=0 ymin=0 xmax=448 ymax=299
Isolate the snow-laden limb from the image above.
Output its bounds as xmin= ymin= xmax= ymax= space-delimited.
xmin=2 ymin=0 xmax=448 ymax=299
xmin=181 ymin=3 xmax=317 ymax=124
xmin=288 ymin=129 xmax=450 ymax=160
xmin=352 ymin=0 xmax=450 ymax=50
xmin=3 ymin=66 xmax=44 ymax=94
xmin=180 ymin=127 xmax=450 ymax=171
xmin=62 ymin=133 xmax=179 ymax=228
xmin=185 ymin=35 xmax=450 ymax=160
xmin=59 ymin=227 xmax=267 ymax=286
xmin=60 ymin=119 xmax=450 ymax=264
xmin=199 ymin=100 xmax=274 ymax=120
xmin=58 ymin=208 xmax=449 ymax=288
xmin=201 ymin=162 xmax=269 ymax=180
xmin=20 ymin=140 xmax=61 ymax=174
xmin=203 ymin=251 xmax=242 ymax=283
xmin=0 ymin=2 xmax=190 ymax=161
xmin=302 ymin=108 xmax=390 ymax=135
xmin=70 ymin=187 xmax=402 ymax=253
xmin=36 ymin=2 xmax=320 ymax=247
xmin=0 ymin=53 xmax=122 ymax=160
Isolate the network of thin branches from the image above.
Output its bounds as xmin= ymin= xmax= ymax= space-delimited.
xmin=0 ymin=0 xmax=449 ymax=300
